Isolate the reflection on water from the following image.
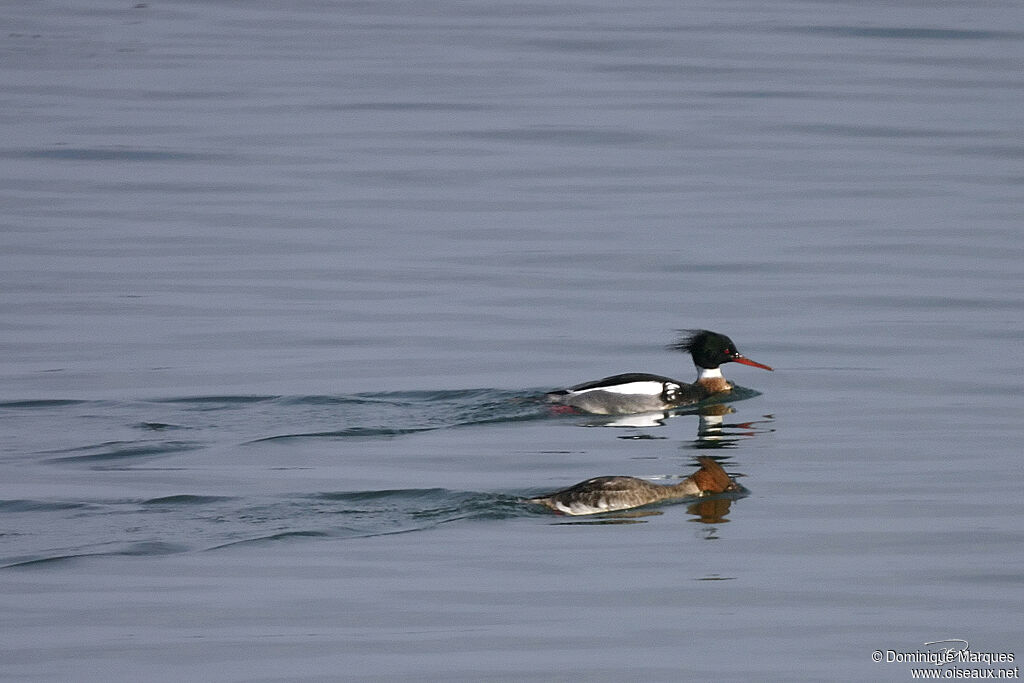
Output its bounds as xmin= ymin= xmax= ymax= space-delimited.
xmin=688 ymin=497 xmax=737 ymax=525
xmin=693 ymin=404 xmax=776 ymax=449
xmin=547 ymin=497 xmax=740 ymax=526
xmin=549 ymin=508 xmax=665 ymax=525
xmin=570 ymin=401 xmax=775 ymax=449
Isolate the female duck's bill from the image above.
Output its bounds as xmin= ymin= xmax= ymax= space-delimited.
xmin=545 ymin=329 xmax=772 ymax=415
xmin=528 ymin=456 xmax=742 ymax=516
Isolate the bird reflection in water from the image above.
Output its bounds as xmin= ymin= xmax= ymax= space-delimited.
xmin=568 ymin=402 xmax=773 ymax=449
xmin=546 ymin=496 xmax=738 ymax=527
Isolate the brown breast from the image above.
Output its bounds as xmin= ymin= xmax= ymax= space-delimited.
xmin=696 ymin=376 xmax=732 ymax=394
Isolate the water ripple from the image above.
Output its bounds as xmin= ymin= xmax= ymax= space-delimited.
xmin=45 ymin=440 xmax=204 ymax=467
xmin=1 ymin=387 xmax=762 ymax=567
xmin=781 ymin=26 xmax=1022 ymax=41
xmin=0 ymin=488 xmax=541 ymax=567
xmin=1 ymin=147 xmax=235 ymax=162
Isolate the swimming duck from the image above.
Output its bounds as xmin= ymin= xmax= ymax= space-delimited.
xmin=545 ymin=329 xmax=772 ymax=415
xmin=528 ymin=456 xmax=741 ymax=516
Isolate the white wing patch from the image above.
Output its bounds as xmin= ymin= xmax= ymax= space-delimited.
xmin=569 ymin=381 xmax=664 ymax=396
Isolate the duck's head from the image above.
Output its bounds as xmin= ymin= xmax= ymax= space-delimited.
xmin=671 ymin=329 xmax=773 ymax=372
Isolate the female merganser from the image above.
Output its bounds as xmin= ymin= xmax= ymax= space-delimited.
xmin=528 ymin=456 xmax=741 ymax=515
xmin=545 ymin=329 xmax=772 ymax=415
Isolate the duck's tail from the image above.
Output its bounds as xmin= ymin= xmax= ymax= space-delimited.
xmin=690 ymin=456 xmax=740 ymax=494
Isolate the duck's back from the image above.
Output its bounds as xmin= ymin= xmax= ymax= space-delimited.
xmin=545 ymin=373 xmax=707 ymax=414
xmin=529 ymin=476 xmax=688 ymax=515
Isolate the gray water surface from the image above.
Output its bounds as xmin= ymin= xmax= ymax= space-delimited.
xmin=2 ymin=0 xmax=1023 ymax=680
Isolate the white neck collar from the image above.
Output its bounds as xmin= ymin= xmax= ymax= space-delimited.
xmin=696 ymin=365 xmax=723 ymax=381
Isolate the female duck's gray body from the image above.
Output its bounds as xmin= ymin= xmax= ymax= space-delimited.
xmin=545 ymin=329 xmax=772 ymax=415
xmin=529 ymin=456 xmax=741 ymax=516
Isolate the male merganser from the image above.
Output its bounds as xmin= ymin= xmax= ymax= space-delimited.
xmin=545 ymin=329 xmax=772 ymax=415
xmin=528 ymin=456 xmax=741 ymax=515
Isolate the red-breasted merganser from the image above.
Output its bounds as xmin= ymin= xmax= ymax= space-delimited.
xmin=528 ymin=456 xmax=741 ymax=515
xmin=545 ymin=329 xmax=772 ymax=415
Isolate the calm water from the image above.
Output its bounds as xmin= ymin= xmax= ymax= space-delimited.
xmin=3 ymin=0 xmax=1024 ymax=680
